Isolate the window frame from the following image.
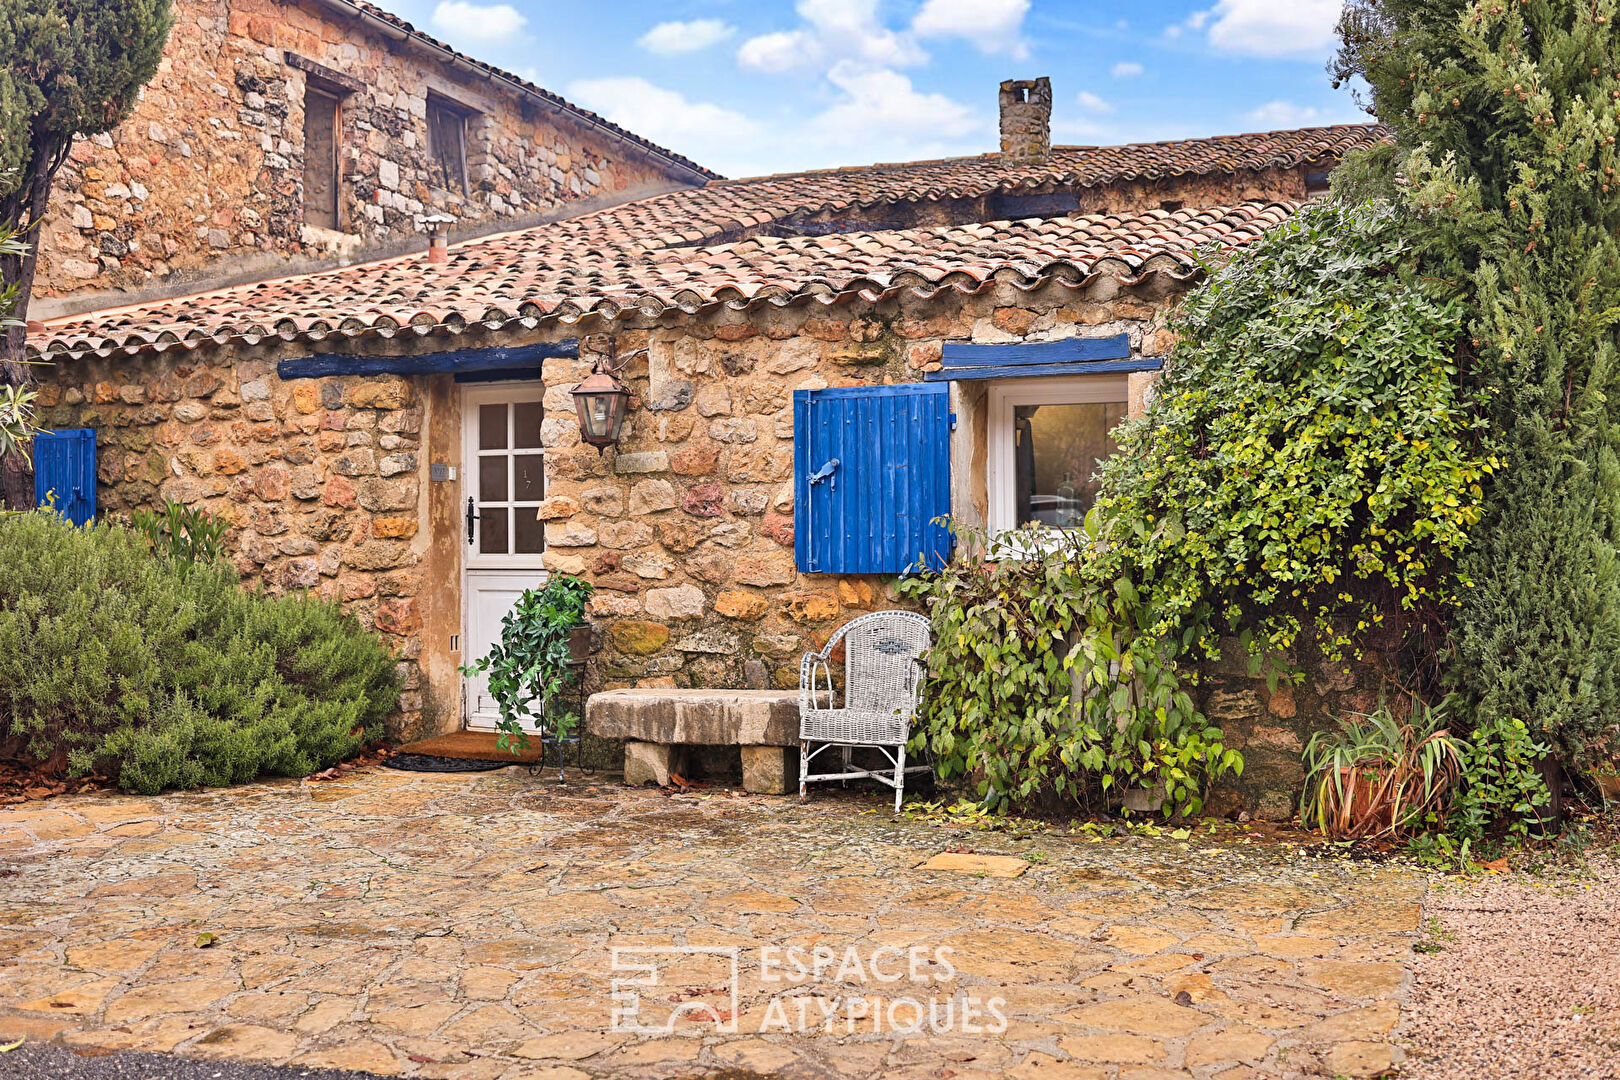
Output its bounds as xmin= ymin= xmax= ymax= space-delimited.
xmin=302 ymin=85 xmax=342 ymax=231
xmin=427 ymin=93 xmax=472 ymax=196
xmin=985 ymin=373 xmax=1130 ymax=537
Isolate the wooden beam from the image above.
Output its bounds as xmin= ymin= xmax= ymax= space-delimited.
xmin=277 ymin=340 xmax=578 ymax=380
xmin=941 ymin=333 xmax=1132 ymax=369
xmin=924 ymin=357 xmax=1162 ymax=382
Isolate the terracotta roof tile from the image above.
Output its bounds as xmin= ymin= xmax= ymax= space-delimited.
xmin=30 ymin=124 xmax=1386 ymax=362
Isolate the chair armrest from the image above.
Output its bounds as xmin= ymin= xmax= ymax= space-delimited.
xmin=799 ymin=650 xmax=836 ymax=714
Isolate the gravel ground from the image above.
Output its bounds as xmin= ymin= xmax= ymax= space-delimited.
xmin=1401 ymin=853 xmax=1620 ymax=1079
xmin=0 ymin=1043 xmax=381 ymax=1080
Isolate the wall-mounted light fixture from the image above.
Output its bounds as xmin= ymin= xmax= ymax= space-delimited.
xmin=571 ymin=337 xmax=643 ymax=452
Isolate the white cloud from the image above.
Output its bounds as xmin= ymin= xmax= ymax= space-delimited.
xmin=737 ymin=0 xmax=927 ymax=74
xmin=1243 ymin=100 xmax=1327 ymax=127
xmin=1202 ymin=0 xmax=1341 ymax=57
xmin=912 ymin=0 xmax=1029 ymax=58
xmin=1110 ymin=61 xmax=1144 ymax=78
xmin=737 ymin=30 xmax=816 ymax=72
xmin=1164 ymin=8 xmax=1212 ymax=39
xmin=566 ymin=77 xmax=762 ymax=173
xmin=429 ymin=1 xmax=526 ymax=43
xmin=1076 ymin=91 xmax=1113 ymax=114
xmin=638 ymin=19 xmax=736 ymax=55
xmin=803 ymin=62 xmax=983 ymax=163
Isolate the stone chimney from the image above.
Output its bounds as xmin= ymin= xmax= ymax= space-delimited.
xmin=999 ymin=77 xmax=1052 ymax=162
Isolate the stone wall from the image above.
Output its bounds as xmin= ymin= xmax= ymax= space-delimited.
xmin=532 ymin=278 xmax=1181 ymax=697
xmin=31 ymin=357 xmax=446 ymax=743
xmin=1200 ymin=634 xmax=1400 ymax=820
xmin=37 ymin=273 xmax=1383 ymax=814
xmin=32 ymin=0 xmax=699 ymax=304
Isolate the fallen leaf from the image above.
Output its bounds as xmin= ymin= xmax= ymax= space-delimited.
xmin=1482 ymin=857 xmax=1510 ymax=872
xmin=195 ymin=932 xmax=219 ymax=948
xmin=0 ymin=1038 xmax=23 ymax=1052
xmin=320 ymin=910 xmax=337 ymax=917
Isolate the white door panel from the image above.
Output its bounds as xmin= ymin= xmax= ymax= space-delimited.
xmin=463 ymin=570 xmax=547 ymax=731
xmin=461 ymin=383 xmax=547 ymax=730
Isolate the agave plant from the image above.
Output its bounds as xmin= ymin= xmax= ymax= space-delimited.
xmin=1301 ymin=699 xmax=1465 ymax=840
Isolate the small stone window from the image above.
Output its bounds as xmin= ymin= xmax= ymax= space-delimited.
xmin=428 ymin=94 xmax=474 ymax=195
xmin=303 ymin=86 xmax=341 ymax=230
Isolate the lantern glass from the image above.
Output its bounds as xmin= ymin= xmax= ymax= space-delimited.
xmin=570 ymin=369 xmax=630 ymax=450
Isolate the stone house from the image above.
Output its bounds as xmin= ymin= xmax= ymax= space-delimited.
xmin=25 ymin=75 xmax=1389 ymax=814
xmin=28 ymin=0 xmax=713 ymax=316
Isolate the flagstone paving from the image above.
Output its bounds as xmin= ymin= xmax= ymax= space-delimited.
xmin=0 ymin=769 xmax=1423 ymax=1080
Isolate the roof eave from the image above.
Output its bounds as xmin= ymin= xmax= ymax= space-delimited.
xmin=304 ymin=0 xmax=721 ymax=184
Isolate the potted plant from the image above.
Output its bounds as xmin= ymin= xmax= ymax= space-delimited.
xmin=1301 ymin=699 xmax=1464 ymax=840
xmin=460 ymin=574 xmax=594 ymax=759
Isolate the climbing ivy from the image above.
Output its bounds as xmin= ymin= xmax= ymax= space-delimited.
xmin=1094 ymin=199 xmax=1494 ymax=674
xmin=906 ymin=200 xmax=1494 ymax=814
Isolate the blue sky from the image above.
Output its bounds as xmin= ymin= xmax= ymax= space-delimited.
xmin=392 ymin=0 xmax=1363 ymax=179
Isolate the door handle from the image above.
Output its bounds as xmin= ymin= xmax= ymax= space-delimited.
xmin=465 ymin=496 xmax=479 ymax=545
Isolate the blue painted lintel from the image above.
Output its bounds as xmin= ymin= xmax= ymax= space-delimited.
xmin=941 ymin=333 xmax=1131 ymax=369
xmin=277 ymin=340 xmax=577 ymax=380
xmin=924 ymin=357 xmax=1163 ymax=382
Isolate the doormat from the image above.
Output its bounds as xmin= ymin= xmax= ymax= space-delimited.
xmin=396 ymin=730 xmax=545 ymax=763
xmin=382 ymin=753 xmax=514 ymax=773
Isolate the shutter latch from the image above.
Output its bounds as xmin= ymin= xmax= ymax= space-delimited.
xmin=809 ymin=458 xmax=840 ymax=490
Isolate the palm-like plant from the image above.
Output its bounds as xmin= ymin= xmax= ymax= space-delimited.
xmin=1302 ymin=698 xmax=1465 ymax=840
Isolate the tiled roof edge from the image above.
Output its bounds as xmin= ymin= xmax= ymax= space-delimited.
xmin=704 ymin=124 xmax=1389 ymax=188
xmin=26 ymin=249 xmax=1221 ymax=365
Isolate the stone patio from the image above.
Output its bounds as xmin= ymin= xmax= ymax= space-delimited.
xmin=0 ymin=768 xmax=1422 ymax=1079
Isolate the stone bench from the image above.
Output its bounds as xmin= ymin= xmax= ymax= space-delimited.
xmin=585 ymin=689 xmax=804 ymax=794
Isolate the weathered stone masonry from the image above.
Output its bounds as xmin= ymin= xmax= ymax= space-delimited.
xmin=32 ymin=0 xmax=702 ymax=305
xmin=36 ymin=268 xmax=1369 ymax=813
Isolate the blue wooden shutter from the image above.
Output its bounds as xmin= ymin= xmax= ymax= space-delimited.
xmin=794 ymin=384 xmax=951 ymax=573
xmin=33 ymin=429 xmax=97 ymax=526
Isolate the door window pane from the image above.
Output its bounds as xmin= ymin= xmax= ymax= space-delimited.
xmin=479 ymin=404 xmax=507 ymax=450
xmin=513 ymin=454 xmax=544 ymax=501
xmin=478 ymin=455 xmax=507 ymax=501
xmin=514 ymin=509 xmax=544 ymax=554
xmin=1013 ymin=401 xmax=1126 ymax=529
xmin=512 ymin=402 xmax=543 ymax=448
xmin=479 ymin=508 xmax=509 ymax=554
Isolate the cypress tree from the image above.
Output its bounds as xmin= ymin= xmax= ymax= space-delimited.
xmin=0 ymin=0 xmax=172 ymax=507
xmin=1334 ymin=0 xmax=1620 ymax=767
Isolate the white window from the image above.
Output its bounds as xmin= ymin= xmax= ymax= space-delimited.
xmin=986 ymin=375 xmax=1129 ymax=535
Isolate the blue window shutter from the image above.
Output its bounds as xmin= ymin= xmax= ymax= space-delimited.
xmin=33 ymin=429 xmax=98 ymax=526
xmin=794 ymin=383 xmax=951 ymax=573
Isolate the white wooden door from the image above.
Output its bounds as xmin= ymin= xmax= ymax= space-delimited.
xmin=461 ymin=383 xmax=548 ymax=731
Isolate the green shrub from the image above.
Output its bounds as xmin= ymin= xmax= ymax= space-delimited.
xmin=1447 ymin=715 xmax=1552 ymax=849
xmin=0 ymin=511 xmax=398 ymax=793
xmin=129 ymin=498 xmax=229 ymax=568
xmin=460 ymin=574 xmax=593 ymax=755
xmin=1095 ymin=200 xmax=1491 ymax=671
xmin=902 ymin=519 xmax=1240 ymax=815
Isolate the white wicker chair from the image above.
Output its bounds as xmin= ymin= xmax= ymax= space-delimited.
xmin=799 ymin=610 xmax=932 ymax=812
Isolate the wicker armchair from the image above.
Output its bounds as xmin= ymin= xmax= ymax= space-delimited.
xmin=799 ymin=610 xmax=932 ymax=812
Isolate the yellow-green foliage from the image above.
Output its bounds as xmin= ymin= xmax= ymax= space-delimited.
xmin=1094 ymin=200 xmax=1494 ymax=665
xmin=0 ymin=511 xmax=398 ymax=793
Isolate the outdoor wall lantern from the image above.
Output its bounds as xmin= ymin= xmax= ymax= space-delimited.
xmin=570 ymin=339 xmax=643 ymax=452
